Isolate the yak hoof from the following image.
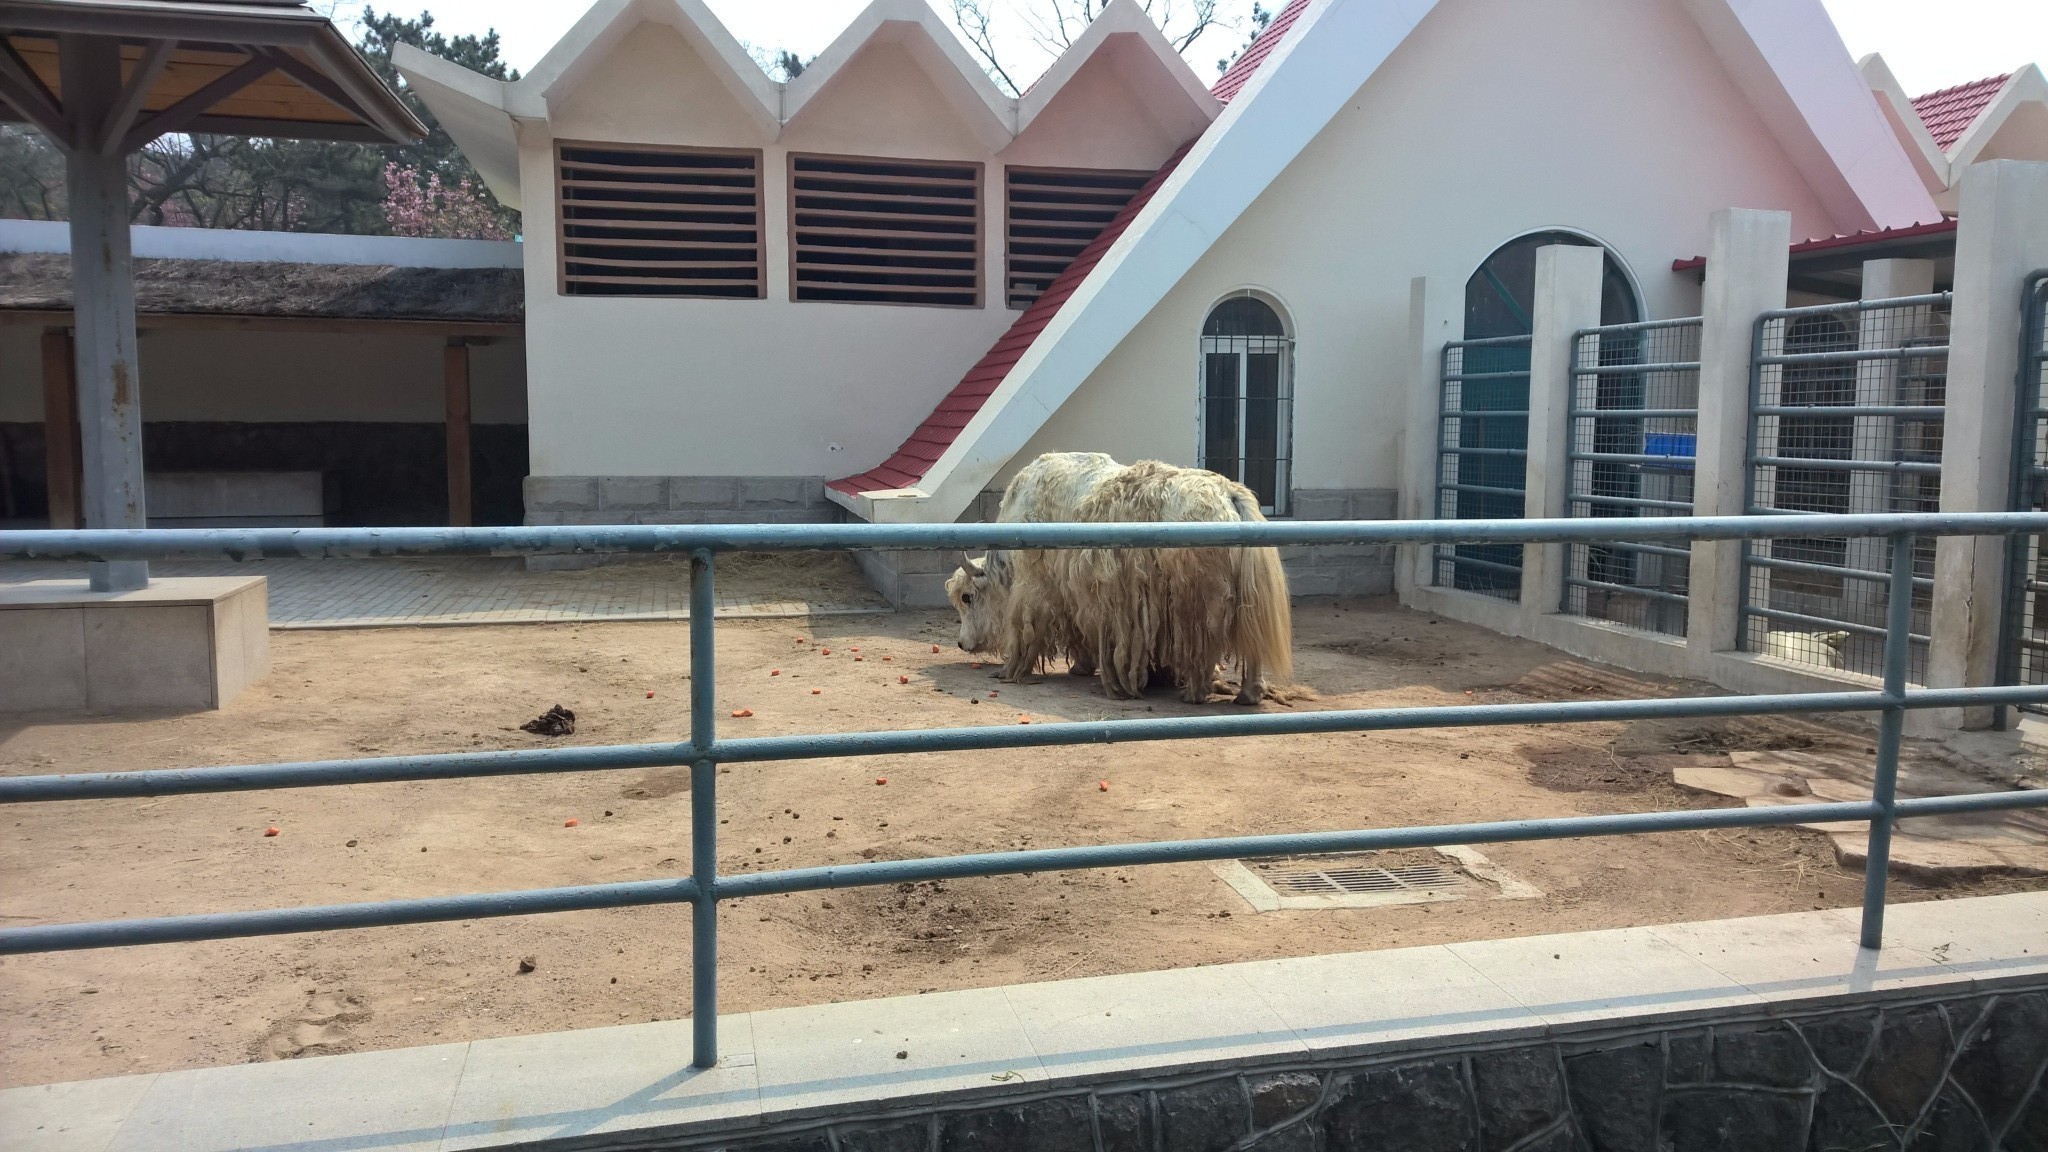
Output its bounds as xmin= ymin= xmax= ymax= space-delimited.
xmin=1068 ymin=662 xmax=1096 ymax=677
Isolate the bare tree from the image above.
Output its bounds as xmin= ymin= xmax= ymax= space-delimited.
xmin=950 ymin=0 xmax=1240 ymax=96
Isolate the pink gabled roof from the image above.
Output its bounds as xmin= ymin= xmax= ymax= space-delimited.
xmin=1210 ymin=0 xmax=1311 ymax=103
xmin=1912 ymin=73 xmax=2009 ymax=151
xmin=830 ymin=146 xmax=1193 ymax=499
xmin=1670 ymin=218 xmax=1958 ymax=272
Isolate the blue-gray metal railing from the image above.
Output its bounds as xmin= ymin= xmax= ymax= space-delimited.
xmin=2002 ymin=270 xmax=2048 ymax=719
xmin=1743 ymin=294 xmax=1951 ymax=682
xmin=1563 ymin=316 xmax=1702 ymax=637
xmin=7 ymin=513 xmax=2048 ymax=1072
xmin=1436 ymin=333 xmax=1532 ymax=599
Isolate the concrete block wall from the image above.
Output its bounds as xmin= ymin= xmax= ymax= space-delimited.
xmin=523 ymin=476 xmax=840 ymax=526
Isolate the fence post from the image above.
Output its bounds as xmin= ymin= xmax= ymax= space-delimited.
xmin=1930 ymin=161 xmax=2048 ymax=728
xmin=1520 ymin=246 xmax=1606 ymax=620
xmin=1688 ymin=209 xmax=1791 ymax=660
xmin=1860 ymin=533 xmax=1916 ymax=949
xmin=1398 ymin=275 xmax=1465 ymax=599
xmin=689 ymin=550 xmax=719 ymax=1068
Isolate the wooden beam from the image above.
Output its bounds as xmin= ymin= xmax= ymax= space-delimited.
xmin=0 ymin=309 xmax=520 ymax=338
xmin=254 ymin=45 xmax=369 ymax=123
xmin=444 ymin=339 xmax=472 ymax=528
xmin=120 ymin=50 xmax=274 ymax=153
xmin=40 ymin=328 xmax=80 ymax=529
xmin=0 ymin=37 xmax=69 ymax=145
xmin=96 ymin=38 xmax=175 ymax=156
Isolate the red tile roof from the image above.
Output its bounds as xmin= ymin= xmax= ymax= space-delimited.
xmin=829 ymin=146 xmax=1193 ymax=499
xmin=1669 ymin=218 xmax=1957 ymax=272
xmin=1210 ymin=0 xmax=1311 ymax=103
xmin=1911 ymin=73 xmax=2009 ymax=151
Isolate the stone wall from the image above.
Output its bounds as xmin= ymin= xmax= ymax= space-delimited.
xmin=652 ymin=987 xmax=2047 ymax=1152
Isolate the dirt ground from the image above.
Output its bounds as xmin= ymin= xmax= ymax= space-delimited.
xmin=3 ymin=596 xmax=2042 ymax=1088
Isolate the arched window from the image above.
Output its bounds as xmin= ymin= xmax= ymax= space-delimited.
xmin=1199 ymin=294 xmax=1292 ymax=514
xmin=1464 ymin=230 xmax=1641 ymax=339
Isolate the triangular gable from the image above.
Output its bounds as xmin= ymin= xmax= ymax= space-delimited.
xmin=783 ymin=0 xmax=1015 ymax=152
xmin=1861 ymin=53 xmax=1950 ymax=200
xmin=1945 ymin=65 xmax=2048 ymax=171
xmin=1913 ymin=72 xmax=2012 ymax=153
xmin=846 ymin=0 xmax=1944 ymax=524
xmin=1015 ymin=0 xmax=1218 ymax=141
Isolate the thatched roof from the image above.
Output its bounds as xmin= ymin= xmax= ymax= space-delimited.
xmin=0 ymin=253 xmax=523 ymax=324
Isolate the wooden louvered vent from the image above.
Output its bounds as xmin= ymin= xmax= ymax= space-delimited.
xmin=1004 ymin=167 xmax=1151 ymax=309
xmin=790 ymin=155 xmax=982 ymax=306
xmin=556 ymin=144 xmax=763 ymax=298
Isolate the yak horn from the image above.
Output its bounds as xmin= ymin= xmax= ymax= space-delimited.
xmin=961 ymin=552 xmax=985 ymax=575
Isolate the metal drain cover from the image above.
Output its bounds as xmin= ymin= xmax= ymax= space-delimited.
xmin=1211 ymin=846 xmax=1541 ymax=912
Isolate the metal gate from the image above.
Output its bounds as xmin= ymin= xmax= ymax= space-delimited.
xmin=1435 ymin=334 xmax=1531 ymax=598
xmin=1741 ymin=292 xmax=1951 ymax=682
xmin=2002 ymin=270 xmax=2048 ymax=709
xmin=1562 ymin=317 xmax=1702 ymax=636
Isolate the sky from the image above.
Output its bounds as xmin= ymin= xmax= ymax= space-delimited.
xmin=328 ymin=0 xmax=2045 ymax=98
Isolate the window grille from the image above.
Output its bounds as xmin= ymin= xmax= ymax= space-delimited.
xmin=789 ymin=155 xmax=982 ymax=307
xmin=1198 ymin=296 xmax=1292 ymax=515
xmin=556 ymin=144 xmax=763 ymax=299
xmin=1003 ymin=167 xmax=1149 ymax=309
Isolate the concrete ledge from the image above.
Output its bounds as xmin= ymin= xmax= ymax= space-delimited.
xmin=5 ymin=894 xmax=2040 ymax=1151
xmin=0 ymin=577 xmax=269 ymax=712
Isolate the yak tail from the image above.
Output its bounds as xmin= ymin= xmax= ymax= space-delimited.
xmin=1228 ymin=491 xmax=1294 ymax=686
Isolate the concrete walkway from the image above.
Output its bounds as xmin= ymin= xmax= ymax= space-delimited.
xmin=4 ymin=892 xmax=2041 ymax=1152
xmin=0 ymin=559 xmax=889 ymax=629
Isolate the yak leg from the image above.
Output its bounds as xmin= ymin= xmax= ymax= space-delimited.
xmin=1233 ymin=655 xmax=1265 ymax=705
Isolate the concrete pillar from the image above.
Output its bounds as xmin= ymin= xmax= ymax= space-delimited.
xmin=1397 ymin=274 xmax=1465 ymax=598
xmin=1520 ymin=245 xmax=1607 ymax=620
xmin=1846 ymin=259 xmax=1937 ymax=610
xmin=1687 ymin=209 xmax=1791 ymax=654
xmin=1928 ymin=160 xmax=2048 ymax=723
xmin=60 ymin=37 xmax=148 ymax=591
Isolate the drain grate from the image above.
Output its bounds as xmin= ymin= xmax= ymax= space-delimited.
xmin=1211 ymin=846 xmax=1541 ymax=912
xmin=1267 ymin=862 xmax=1466 ymax=896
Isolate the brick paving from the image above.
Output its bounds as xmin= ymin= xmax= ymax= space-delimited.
xmin=0 ymin=558 xmax=889 ymax=629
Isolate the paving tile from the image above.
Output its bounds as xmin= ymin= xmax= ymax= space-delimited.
xmin=751 ymin=986 xmax=1041 ymax=1119
xmin=1240 ymin=944 xmax=1543 ymax=1056
xmin=1830 ymin=892 xmax=2048 ymax=987
xmin=107 ymin=1042 xmax=469 ymax=1152
xmin=1447 ymin=926 xmax=1762 ymax=1028
xmin=1648 ymin=908 xmax=1960 ymax=1007
xmin=0 ymin=1073 xmax=157 ymax=1152
xmin=1003 ymin=962 xmax=1304 ymax=1085
xmin=441 ymin=1016 xmax=756 ymax=1149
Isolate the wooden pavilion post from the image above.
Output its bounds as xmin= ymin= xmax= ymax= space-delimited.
xmin=39 ymin=327 xmax=80 ymax=529
xmin=59 ymin=35 xmax=147 ymax=589
xmin=445 ymin=337 xmax=472 ymax=527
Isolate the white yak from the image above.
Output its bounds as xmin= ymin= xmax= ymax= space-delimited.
xmin=946 ymin=452 xmax=1293 ymax=705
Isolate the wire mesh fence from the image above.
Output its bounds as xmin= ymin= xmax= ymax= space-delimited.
xmin=1435 ymin=334 xmax=1532 ymax=599
xmin=1562 ymin=318 xmax=1702 ymax=636
xmin=2003 ymin=271 xmax=2048 ymax=711
xmin=1742 ymin=293 xmax=1951 ymax=682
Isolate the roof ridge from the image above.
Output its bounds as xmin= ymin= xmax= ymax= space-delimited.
xmin=1910 ymin=72 xmax=2012 ymax=104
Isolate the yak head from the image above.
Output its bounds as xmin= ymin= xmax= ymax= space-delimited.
xmin=946 ymin=552 xmax=1006 ymax=654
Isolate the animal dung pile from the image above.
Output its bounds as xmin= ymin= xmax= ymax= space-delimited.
xmin=520 ymin=704 xmax=576 ymax=737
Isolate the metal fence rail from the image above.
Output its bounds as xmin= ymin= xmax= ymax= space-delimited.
xmin=6 ymin=513 xmax=2048 ymax=1073
xmin=1744 ymin=293 xmax=1952 ymax=681
xmin=2004 ymin=270 xmax=2048 ymax=714
xmin=1564 ymin=317 xmax=1702 ymax=636
xmin=1436 ymin=334 xmax=1532 ymax=599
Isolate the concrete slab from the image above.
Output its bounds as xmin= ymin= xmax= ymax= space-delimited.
xmin=1827 ymin=893 xmax=2048 ymax=983
xmin=1446 ymin=925 xmax=1764 ymax=1027
xmin=1240 ymin=944 xmax=1541 ymax=1057
xmin=105 ymin=1041 xmax=469 ymax=1152
xmin=0 ymin=578 xmax=268 ymax=713
xmin=441 ymin=1017 xmax=757 ymax=1149
xmin=1648 ymin=909 xmax=1957 ymax=1007
xmin=1002 ymin=962 xmax=1304 ymax=1084
xmin=0 ymin=1073 xmax=156 ymax=1152
xmin=750 ymin=986 xmax=1039 ymax=1118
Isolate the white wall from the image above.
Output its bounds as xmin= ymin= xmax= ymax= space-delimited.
xmin=1006 ymin=0 xmax=1843 ymax=497
xmin=0 ymin=329 xmax=526 ymax=424
xmin=522 ymin=17 xmax=1202 ymax=480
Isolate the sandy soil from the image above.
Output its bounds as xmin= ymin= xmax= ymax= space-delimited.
xmin=3 ymin=597 xmax=2041 ymax=1088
